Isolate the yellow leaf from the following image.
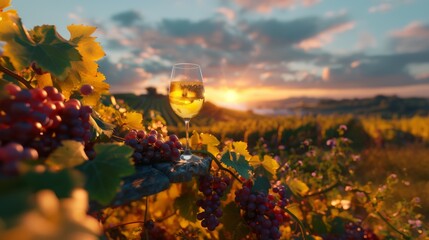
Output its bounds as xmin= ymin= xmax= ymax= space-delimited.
xmin=233 ymin=141 xmax=251 ymax=160
xmin=68 ymin=25 xmax=97 ymax=41
xmin=248 ymin=155 xmax=262 ymax=168
xmin=200 ymin=133 xmax=220 ymax=146
xmin=123 ymin=112 xmax=143 ymax=130
xmin=0 ymin=10 xmax=22 ymax=41
xmin=261 ymin=155 xmax=279 ymax=176
xmin=288 ymin=178 xmax=310 ymax=196
xmin=35 ymin=73 xmax=53 ymax=89
xmin=286 ymin=203 xmax=304 ymax=220
xmin=200 ymin=133 xmax=220 ymax=156
xmin=190 ymin=131 xmax=200 ymax=148
xmin=0 ymin=0 xmax=10 ymax=10
xmin=76 ymin=38 xmax=105 ymax=61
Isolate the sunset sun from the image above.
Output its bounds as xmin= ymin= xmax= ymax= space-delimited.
xmin=223 ymin=89 xmax=239 ymax=102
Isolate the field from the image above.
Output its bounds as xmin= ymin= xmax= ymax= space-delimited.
xmin=1 ymin=4 xmax=429 ymax=238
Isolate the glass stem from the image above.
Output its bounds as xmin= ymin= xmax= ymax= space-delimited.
xmin=184 ymin=118 xmax=191 ymax=155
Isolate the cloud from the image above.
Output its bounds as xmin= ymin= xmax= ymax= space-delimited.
xmin=368 ymin=3 xmax=392 ymax=13
xmin=297 ymin=21 xmax=355 ymax=50
xmin=111 ymin=10 xmax=143 ymax=26
xmin=99 ymin=58 xmax=152 ymax=93
xmin=390 ymin=22 xmax=429 ymax=53
xmin=98 ymin=9 xmax=429 ymax=93
xmin=244 ymin=15 xmax=351 ymax=48
xmin=233 ymin=0 xmax=320 ymax=13
xmin=216 ymin=7 xmax=236 ymax=21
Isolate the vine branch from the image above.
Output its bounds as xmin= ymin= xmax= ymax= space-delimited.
xmin=0 ymin=64 xmax=33 ymax=89
xmin=304 ymin=181 xmax=341 ymax=198
xmin=104 ymin=220 xmax=145 ymax=231
xmin=193 ymin=149 xmax=243 ymax=183
xmin=284 ymin=208 xmax=308 ymax=240
xmin=376 ymin=211 xmax=411 ymax=240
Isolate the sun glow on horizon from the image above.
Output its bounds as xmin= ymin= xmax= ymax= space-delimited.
xmin=223 ymin=89 xmax=239 ymax=103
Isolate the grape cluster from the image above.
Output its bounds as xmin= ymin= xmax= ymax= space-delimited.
xmin=272 ymin=181 xmax=293 ymax=208
xmin=0 ymin=143 xmax=38 ymax=175
xmin=196 ymin=174 xmax=231 ymax=231
xmin=0 ymin=84 xmax=92 ymax=158
xmin=234 ymin=181 xmax=283 ymax=240
xmin=124 ymin=129 xmax=182 ymax=165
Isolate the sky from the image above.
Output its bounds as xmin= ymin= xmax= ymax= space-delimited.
xmin=9 ymin=0 xmax=429 ymax=109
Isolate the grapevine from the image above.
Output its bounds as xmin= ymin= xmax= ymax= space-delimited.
xmin=0 ymin=0 xmax=427 ymax=240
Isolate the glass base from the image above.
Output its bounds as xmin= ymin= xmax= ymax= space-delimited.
xmin=180 ymin=153 xmax=202 ymax=161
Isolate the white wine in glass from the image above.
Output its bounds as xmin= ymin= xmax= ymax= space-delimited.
xmin=168 ymin=63 xmax=205 ymax=160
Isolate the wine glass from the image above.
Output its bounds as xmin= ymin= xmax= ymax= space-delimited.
xmin=168 ymin=63 xmax=205 ymax=161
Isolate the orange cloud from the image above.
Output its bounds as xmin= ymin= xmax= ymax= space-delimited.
xmin=297 ymin=21 xmax=355 ymax=50
xmin=217 ymin=7 xmax=236 ymax=21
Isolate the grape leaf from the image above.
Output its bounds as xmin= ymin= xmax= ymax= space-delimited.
xmin=220 ymin=151 xmax=251 ymax=179
xmin=0 ymin=9 xmax=25 ymax=41
xmin=46 ymin=140 xmax=88 ymax=170
xmin=5 ymin=25 xmax=81 ymax=77
xmin=190 ymin=131 xmax=201 ymax=149
xmin=122 ymin=111 xmax=144 ymax=130
xmin=286 ymin=203 xmax=304 ymax=220
xmin=76 ymin=143 xmax=135 ymax=205
xmin=0 ymin=0 xmax=11 ymax=10
xmin=248 ymin=155 xmax=279 ymax=176
xmin=248 ymin=155 xmax=262 ymax=168
xmin=89 ymin=114 xmax=115 ymax=138
xmin=24 ymin=169 xmax=84 ymax=198
xmin=35 ymin=72 xmax=53 ymax=88
xmin=200 ymin=133 xmax=220 ymax=156
xmin=233 ymin=141 xmax=251 ymax=160
xmin=174 ymin=191 xmax=197 ymax=222
xmin=287 ymin=178 xmax=309 ymax=196
xmin=252 ymin=175 xmax=270 ymax=195
xmin=261 ymin=155 xmax=279 ymax=176
xmin=55 ymin=24 xmax=108 ymax=104
xmin=311 ymin=213 xmax=328 ymax=235
xmin=220 ymin=202 xmax=250 ymax=240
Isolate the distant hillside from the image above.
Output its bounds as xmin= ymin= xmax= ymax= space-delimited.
xmin=249 ymin=95 xmax=429 ymax=117
xmin=113 ymin=93 xmax=258 ymax=126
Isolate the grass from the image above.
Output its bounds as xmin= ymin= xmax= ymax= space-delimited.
xmin=356 ymin=144 xmax=429 ymax=218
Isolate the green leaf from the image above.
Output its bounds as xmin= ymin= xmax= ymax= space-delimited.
xmin=221 ymin=151 xmax=251 ymax=179
xmin=24 ymin=169 xmax=84 ymax=198
xmin=252 ymin=175 xmax=270 ymax=195
xmin=220 ymin=202 xmax=250 ymax=240
xmin=90 ymin=114 xmax=115 ymax=138
xmin=0 ymin=189 xmax=31 ymax=224
xmin=0 ymin=177 xmax=31 ymax=223
xmin=46 ymin=140 xmax=88 ymax=170
xmin=4 ymin=25 xmax=81 ymax=77
xmin=311 ymin=213 xmax=328 ymax=235
xmin=287 ymin=178 xmax=310 ymax=196
xmin=174 ymin=191 xmax=197 ymax=222
xmin=76 ymin=143 xmax=134 ymax=205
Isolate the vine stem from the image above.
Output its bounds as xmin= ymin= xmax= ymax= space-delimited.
xmin=303 ymin=181 xmax=341 ymax=198
xmin=104 ymin=220 xmax=145 ymax=231
xmin=144 ymin=197 xmax=149 ymax=240
xmin=376 ymin=211 xmax=411 ymax=240
xmin=192 ymin=149 xmax=242 ymax=183
xmin=284 ymin=208 xmax=308 ymax=240
xmin=0 ymin=64 xmax=33 ymax=89
xmin=349 ymin=188 xmax=412 ymax=240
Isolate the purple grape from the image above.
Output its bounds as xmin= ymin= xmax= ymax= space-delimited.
xmin=80 ymin=84 xmax=94 ymax=95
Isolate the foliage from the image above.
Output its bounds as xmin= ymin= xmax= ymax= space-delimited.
xmin=1 ymin=1 xmax=428 ymax=240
